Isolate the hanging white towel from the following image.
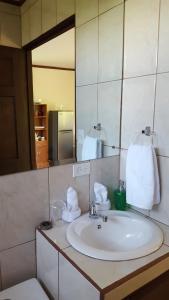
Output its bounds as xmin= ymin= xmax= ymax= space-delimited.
xmin=82 ymin=136 xmax=98 ymax=160
xmin=126 ymin=144 xmax=160 ymax=210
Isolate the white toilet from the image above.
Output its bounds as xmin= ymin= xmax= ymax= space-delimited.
xmin=0 ymin=278 xmax=49 ymax=300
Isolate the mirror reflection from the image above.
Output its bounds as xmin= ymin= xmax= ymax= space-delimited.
xmin=31 ymin=29 xmax=76 ymax=168
xmin=0 ymin=1 xmax=124 ymax=175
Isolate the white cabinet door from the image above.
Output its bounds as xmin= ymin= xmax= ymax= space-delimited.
xmin=36 ymin=231 xmax=59 ymax=300
xmin=59 ymin=253 xmax=100 ymax=300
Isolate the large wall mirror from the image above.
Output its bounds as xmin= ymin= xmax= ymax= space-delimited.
xmin=0 ymin=1 xmax=124 ymax=175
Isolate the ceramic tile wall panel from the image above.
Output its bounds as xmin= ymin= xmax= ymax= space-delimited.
xmin=29 ymin=0 xmax=42 ymax=41
xmin=36 ymin=231 xmax=58 ymax=299
xmin=76 ymin=84 xmax=98 ymax=161
xmin=21 ymin=0 xmax=37 ymax=14
xmin=124 ymin=0 xmax=159 ymax=78
xmin=76 ymin=0 xmax=98 ymax=27
xmin=150 ymin=156 xmax=169 ymax=225
xmin=98 ymin=80 xmax=121 ymax=149
xmin=57 ymin=0 xmax=75 ymax=24
xmin=0 ymin=12 xmax=21 ymax=47
xmin=0 ymin=241 xmax=36 ymax=289
xmin=157 ymin=0 xmax=169 ymax=73
xmin=90 ymin=156 xmax=119 ymax=202
xmin=121 ymin=75 xmax=155 ymax=149
xmin=99 ymin=0 xmax=123 ymax=14
xmin=103 ymin=147 xmax=119 ymax=158
xmin=120 ymin=149 xmax=127 ymax=182
xmin=0 ymin=2 xmax=20 ymax=15
xmin=49 ymin=164 xmax=90 ymax=214
xmin=98 ymin=4 xmax=123 ymax=82
xmin=42 ymin=0 xmax=57 ymax=33
xmin=76 ymin=18 xmax=98 ymax=86
xmin=21 ymin=10 xmax=30 ymax=45
xmin=154 ymin=73 xmax=169 ymax=156
xmin=0 ymin=169 xmax=49 ymax=251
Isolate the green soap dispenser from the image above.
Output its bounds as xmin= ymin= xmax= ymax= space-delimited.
xmin=114 ymin=180 xmax=126 ymax=211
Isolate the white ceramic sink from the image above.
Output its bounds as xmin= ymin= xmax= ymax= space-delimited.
xmin=66 ymin=211 xmax=163 ymax=261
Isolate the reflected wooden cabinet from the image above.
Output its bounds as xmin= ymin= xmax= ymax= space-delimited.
xmin=34 ymin=104 xmax=48 ymax=168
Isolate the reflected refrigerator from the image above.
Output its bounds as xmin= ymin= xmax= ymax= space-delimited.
xmin=49 ymin=111 xmax=75 ymax=164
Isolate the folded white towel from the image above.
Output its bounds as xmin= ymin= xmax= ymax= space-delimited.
xmin=82 ymin=136 xmax=98 ymax=160
xmin=126 ymin=144 xmax=160 ymax=210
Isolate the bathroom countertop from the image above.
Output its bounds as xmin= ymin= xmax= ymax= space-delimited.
xmin=38 ymin=214 xmax=169 ymax=299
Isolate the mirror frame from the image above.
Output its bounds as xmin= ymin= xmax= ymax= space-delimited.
xmin=24 ymin=15 xmax=76 ymax=170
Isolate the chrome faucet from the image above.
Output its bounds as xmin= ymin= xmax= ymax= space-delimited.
xmin=89 ymin=202 xmax=108 ymax=222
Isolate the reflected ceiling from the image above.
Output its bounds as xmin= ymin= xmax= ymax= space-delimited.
xmin=32 ymin=28 xmax=75 ymax=69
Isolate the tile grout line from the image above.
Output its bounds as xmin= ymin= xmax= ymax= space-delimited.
xmin=76 ymin=2 xmax=123 ymax=29
xmin=0 ymin=239 xmax=35 ymax=254
xmin=119 ymin=0 xmax=126 ymax=178
xmin=152 ymin=0 xmax=162 ymax=136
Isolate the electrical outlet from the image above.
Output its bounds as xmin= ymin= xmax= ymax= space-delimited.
xmin=73 ymin=162 xmax=90 ymax=177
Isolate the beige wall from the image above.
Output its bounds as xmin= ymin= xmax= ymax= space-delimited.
xmin=0 ymin=2 xmax=21 ymax=48
xmin=21 ymin=0 xmax=75 ymax=45
xmin=0 ymin=156 xmax=119 ymax=289
xmin=32 ymin=67 xmax=75 ymax=111
xmin=1 ymin=0 xmax=169 ymax=292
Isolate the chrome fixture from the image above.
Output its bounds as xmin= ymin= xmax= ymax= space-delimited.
xmin=89 ymin=203 xmax=108 ymax=222
xmin=142 ymin=126 xmax=155 ymax=136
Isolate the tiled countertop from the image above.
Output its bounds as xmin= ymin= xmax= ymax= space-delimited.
xmin=39 ymin=212 xmax=169 ymax=298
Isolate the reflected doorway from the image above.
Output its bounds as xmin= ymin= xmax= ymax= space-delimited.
xmin=31 ymin=28 xmax=75 ymax=169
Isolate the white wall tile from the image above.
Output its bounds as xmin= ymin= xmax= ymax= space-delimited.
xmin=57 ymin=0 xmax=75 ymax=23
xmin=0 ymin=241 xmax=36 ymax=289
xmin=124 ymin=0 xmax=159 ymax=78
xmin=76 ymin=0 xmax=98 ymax=27
xmin=49 ymin=163 xmax=90 ymax=214
xmin=150 ymin=156 xmax=169 ymax=225
xmin=120 ymin=149 xmax=127 ymax=181
xmin=154 ymin=73 xmax=169 ymax=157
xmin=158 ymin=0 xmax=169 ymax=73
xmin=21 ymin=10 xmax=30 ymax=46
xmin=57 ymin=0 xmax=75 ymax=24
xmin=0 ymin=169 xmax=49 ymax=251
xmin=29 ymin=0 xmax=42 ymax=41
xmin=103 ymin=146 xmax=119 ymax=158
xmin=76 ymin=18 xmax=98 ymax=86
xmin=59 ymin=253 xmax=100 ymax=300
xmin=99 ymin=0 xmax=123 ymax=14
xmin=0 ymin=2 xmax=20 ymax=15
xmin=42 ymin=0 xmax=57 ymax=33
xmin=98 ymin=4 xmax=123 ymax=82
xmin=121 ymin=76 xmax=155 ymax=149
xmin=21 ymin=0 xmax=37 ymax=14
xmin=37 ymin=231 xmax=58 ymax=299
xmin=98 ymin=80 xmax=121 ymax=148
xmin=0 ymin=12 xmax=21 ymax=48
xmin=76 ymin=84 xmax=98 ymax=161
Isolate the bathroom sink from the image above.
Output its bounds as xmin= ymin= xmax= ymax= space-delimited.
xmin=66 ymin=211 xmax=163 ymax=261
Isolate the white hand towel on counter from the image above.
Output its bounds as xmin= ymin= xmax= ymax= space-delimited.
xmin=82 ymin=136 xmax=98 ymax=160
xmin=126 ymin=144 xmax=160 ymax=210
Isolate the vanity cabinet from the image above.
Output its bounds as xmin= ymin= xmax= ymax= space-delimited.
xmin=36 ymin=231 xmax=100 ymax=300
xmin=36 ymin=231 xmax=59 ymax=299
xmin=59 ymin=253 xmax=99 ymax=300
xmin=36 ymin=228 xmax=169 ymax=300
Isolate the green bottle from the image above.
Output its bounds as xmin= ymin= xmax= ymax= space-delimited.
xmin=114 ymin=180 xmax=126 ymax=211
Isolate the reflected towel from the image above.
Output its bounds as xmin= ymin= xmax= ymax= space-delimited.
xmin=126 ymin=144 xmax=160 ymax=210
xmin=82 ymin=136 xmax=98 ymax=160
